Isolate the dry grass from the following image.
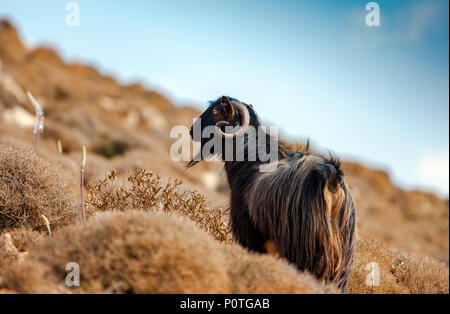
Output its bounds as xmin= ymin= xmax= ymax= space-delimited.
xmin=348 ymin=238 xmax=408 ymax=294
xmin=348 ymin=237 xmax=449 ymax=294
xmin=3 ymin=210 xmax=230 ymax=293
xmin=0 ymin=143 xmax=79 ymax=233
xmin=0 ymin=159 xmax=447 ymax=294
xmin=0 ymin=229 xmax=41 ymax=287
xmin=391 ymin=249 xmax=449 ymax=294
xmin=343 ymin=162 xmax=449 ymax=262
xmin=86 ymin=169 xmax=232 ymax=243
xmin=0 ymin=143 xmax=447 ymax=294
xmin=0 ymin=232 xmax=20 ymax=270
xmin=8 ymin=228 xmax=42 ymax=252
xmin=1 ymin=210 xmax=336 ymax=294
xmin=222 ymin=244 xmax=338 ymax=294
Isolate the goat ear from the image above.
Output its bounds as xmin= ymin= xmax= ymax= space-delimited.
xmin=222 ymin=96 xmax=235 ymax=119
xmin=327 ymin=164 xmax=339 ymax=192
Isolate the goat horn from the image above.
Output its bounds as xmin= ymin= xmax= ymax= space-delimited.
xmin=215 ymin=100 xmax=250 ymax=139
xmin=215 ymin=120 xmax=229 ymax=127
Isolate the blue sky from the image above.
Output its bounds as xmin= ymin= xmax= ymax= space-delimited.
xmin=1 ymin=0 xmax=449 ymax=196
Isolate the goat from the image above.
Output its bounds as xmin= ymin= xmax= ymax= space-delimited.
xmin=188 ymin=96 xmax=356 ymax=291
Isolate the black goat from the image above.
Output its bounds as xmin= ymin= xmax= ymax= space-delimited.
xmin=188 ymin=96 xmax=356 ymax=291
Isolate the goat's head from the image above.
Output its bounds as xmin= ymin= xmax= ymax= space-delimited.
xmin=187 ymin=96 xmax=260 ymax=167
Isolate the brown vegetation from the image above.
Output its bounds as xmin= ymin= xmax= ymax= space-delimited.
xmin=8 ymin=228 xmax=42 ymax=252
xmin=86 ymin=169 xmax=232 ymax=243
xmin=1 ymin=210 xmax=336 ymax=294
xmin=0 ymin=143 xmax=79 ymax=233
xmin=0 ymin=232 xmax=21 ymax=269
xmin=0 ymin=144 xmax=447 ymax=294
xmin=391 ymin=249 xmax=449 ymax=294
xmin=343 ymin=162 xmax=449 ymax=262
xmin=222 ymin=244 xmax=338 ymax=294
xmin=349 ymin=237 xmax=449 ymax=294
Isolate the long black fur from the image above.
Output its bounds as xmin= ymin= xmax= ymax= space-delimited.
xmin=188 ymin=96 xmax=357 ymax=291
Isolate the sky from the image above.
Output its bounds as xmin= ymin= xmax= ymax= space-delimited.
xmin=1 ymin=0 xmax=449 ymax=197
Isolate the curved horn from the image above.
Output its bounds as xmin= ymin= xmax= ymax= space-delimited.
xmin=215 ymin=98 xmax=250 ymax=139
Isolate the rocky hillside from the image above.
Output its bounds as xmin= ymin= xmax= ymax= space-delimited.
xmin=0 ymin=19 xmax=448 ymax=264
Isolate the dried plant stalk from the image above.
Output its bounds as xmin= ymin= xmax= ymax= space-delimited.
xmin=26 ymin=92 xmax=44 ymax=151
xmin=40 ymin=214 xmax=52 ymax=238
xmin=81 ymin=146 xmax=87 ymax=223
xmin=57 ymin=139 xmax=63 ymax=167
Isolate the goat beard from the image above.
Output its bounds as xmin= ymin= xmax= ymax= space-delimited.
xmin=186 ymin=151 xmax=225 ymax=168
xmin=186 ymin=159 xmax=199 ymax=168
xmin=186 ymin=151 xmax=202 ymax=168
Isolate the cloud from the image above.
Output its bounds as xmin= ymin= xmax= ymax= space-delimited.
xmin=416 ymin=146 xmax=449 ymax=197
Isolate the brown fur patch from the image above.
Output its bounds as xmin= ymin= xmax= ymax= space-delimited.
xmin=323 ymin=183 xmax=347 ymax=278
xmin=246 ymin=153 xmax=356 ymax=291
xmin=265 ymin=240 xmax=281 ymax=257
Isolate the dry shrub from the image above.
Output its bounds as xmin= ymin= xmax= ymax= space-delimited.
xmin=348 ymin=238 xmax=449 ymax=294
xmin=3 ymin=210 xmax=230 ymax=293
xmin=0 ymin=144 xmax=79 ymax=233
xmin=0 ymin=230 xmax=31 ymax=290
xmin=8 ymin=228 xmax=42 ymax=252
xmin=2 ymin=210 xmax=335 ymax=294
xmin=222 ymin=245 xmax=338 ymax=294
xmin=0 ymin=228 xmax=41 ymax=275
xmin=0 ymin=232 xmax=20 ymax=269
xmin=391 ymin=249 xmax=449 ymax=294
xmin=86 ymin=169 xmax=232 ymax=243
xmin=349 ymin=238 xmax=407 ymax=294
